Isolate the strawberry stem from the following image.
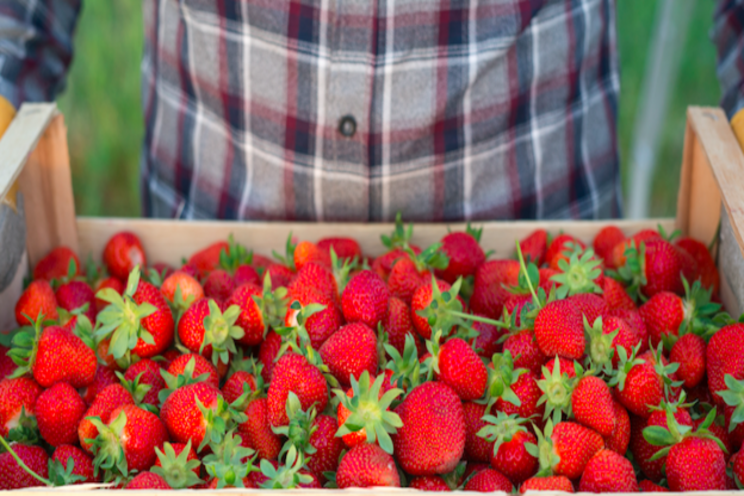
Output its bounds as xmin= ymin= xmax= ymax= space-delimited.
xmin=446 ymin=310 xmax=510 ymax=329
xmin=514 ymin=241 xmax=541 ymax=309
xmin=0 ymin=436 xmax=52 ymax=486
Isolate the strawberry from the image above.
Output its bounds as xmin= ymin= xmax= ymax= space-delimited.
xmin=267 ymin=353 xmax=328 ymax=427
xmin=203 ymin=269 xmax=235 ymax=302
xmin=578 ymin=449 xmax=638 ymax=492
xmin=520 ymin=475 xmax=574 ymax=493
xmin=95 ymin=267 xmax=174 ymax=361
xmin=518 ymin=229 xmax=548 ymax=266
xmin=266 ymin=263 xmax=294 ymax=288
xmin=226 ymin=283 xmax=265 ymax=346
xmin=258 ymin=331 xmax=282 ymax=382
xmin=9 ymin=320 xmax=96 ymax=388
xmin=676 ymin=237 xmax=720 ymax=293
xmin=319 ymin=322 xmax=378 ymax=388
xmin=126 ymin=471 xmax=172 ymax=489
xmin=0 ymin=444 xmax=49 ymax=489
xmin=411 ymin=279 xmax=463 ymax=340
xmin=612 ymin=346 xmax=677 ymax=418
xmin=94 ymin=277 xmax=124 ymax=312
xmin=221 ymin=368 xmax=259 ymax=406
xmin=0 ymin=377 xmax=42 ymax=437
xmin=284 ymin=285 xmax=342 ymax=349
xmin=464 ymin=468 xmax=513 ymax=492
xmin=693 ymin=416 xmax=733 ymax=460
xmin=605 ymin=401 xmax=631 ymax=455
xmin=477 ymin=411 xmax=538 ymax=484
xmin=160 ymin=271 xmax=204 ymax=308
xmin=341 ymin=270 xmax=389 ymax=330
xmin=188 ymin=240 xmax=229 ymax=277
xmin=593 ymin=226 xmax=626 ymax=265
xmin=306 ymin=414 xmax=344 ymax=480
xmin=289 ymin=262 xmax=337 ymax=300
xmin=35 ymin=381 xmax=86 ymax=446
xmin=639 ymin=291 xmax=685 ymax=348
xmin=610 ymin=229 xmax=662 ymax=268
xmin=435 ymin=228 xmax=485 ymax=284
xmin=388 ymin=257 xmax=432 ymax=305
xmin=336 ymin=443 xmax=400 ymax=488
xmin=15 ymin=279 xmax=58 ymax=325
xmin=602 ymin=276 xmax=636 ymax=311
xmin=502 ymin=330 xmax=545 ymax=376
xmin=238 ymin=397 xmax=282 ymax=460
xmin=670 ymin=333 xmax=706 ymax=388
xmin=151 ymin=441 xmax=202 ymax=489
xmin=164 ymin=353 xmax=220 ymax=390
xmin=33 ymin=246 xmax=81 ymax=281
xmin=429 ymin=336 xmax=487 ymax=401
xmin=393 ymin=381 xmax=465 ymax=476
xmin=78 ymin=384 xmax=134 ymax=453
xmin=494 ymin=369 xmax=543 ymax=423
xmin=52 ymin=444 xmax=97 ymax=483
xmin=584 ymin=315 xmax=639 ymax=371
xmin=382 ymin=297 xmax=419 ymax=357
xmin=159 ymin=382 xmax=222 ymax=447
xmin=470 ymin=260 xmax=520 ymax=319
xmin=570 ymin=293 xmax=608 ymax=326
xmin=122 ymin=358 xmax=165 ymax=407
xmin=0 ymin=344 xmax=16 ymax=379
xmin=545 ymin=234 xmax=585 ymax=270
xmin=708 ymin=323 xmax=744 ymax=407
xmin=571 ymin=375 xmax=615 ymax=437
xmin=732 ymin=449 xmax=744 ymax=488
xmin=631 ymin=406 xmax=692 ymax=482
xmin=233 ymin=264 xmax=260 ymax=287
xmin=317 ymin=237 xmax=362 ymax=260
xmin=471 ymin=319 xmax=504 ymax=359
xmin=530 ymin=420 xmax=604 ymax=480
xmin=463 ymin=402 xmax=491 ymax=462
xmin=409 ymin=475 xmax=451 ymax=491
xmin=103 ymin=232 xmax=147 ymax=280
xmin=607 ymin=308 xmax=649 ymax=353
xmin=56 ymin=280 xmax=97 ymax=323
xmin=620 ymin=238 xmax=685 ymax=299
xmin=178 ymin=299 xmax=244 ymax=367
xmin=293 ymin=240 xmax=331 ymax=271
xmin=534 ymin=299 xmax=585 ymax=359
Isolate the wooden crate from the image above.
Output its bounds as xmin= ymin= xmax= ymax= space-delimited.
xmin=0 ymin=104 xmax=743 ymax=495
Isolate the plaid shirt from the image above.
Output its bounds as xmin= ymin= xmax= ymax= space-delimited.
xmin=1 ymin=0 xmax=624 ymax=222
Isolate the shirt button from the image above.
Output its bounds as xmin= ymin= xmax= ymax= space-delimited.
xmin=338 ymin=115 xmax=357 ymax=138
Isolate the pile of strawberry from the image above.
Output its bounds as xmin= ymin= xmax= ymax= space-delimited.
xmin=0 ymin=219 xmax=742 ymax=493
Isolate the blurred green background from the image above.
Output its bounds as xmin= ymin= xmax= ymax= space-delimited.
xmin=57 ymin=1 xmax=720 ymax=218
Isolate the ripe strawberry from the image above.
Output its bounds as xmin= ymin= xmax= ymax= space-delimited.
xmin=602 ymin=276 xmax=636 ymax=311
xmin=0 ymin=344 xmax=16 ymax=379
xmin=464 ymin=468 xmax=513 ymax=492
xmin=285 ymin=285 xmax=342 ymax=349
xmin=470 ymin=260 xmax=520 ymax=319
xmin=670 ymin=333 xmax=706 ymax=388
xmin=317 ymin=237 xmax=362 ymax=260
xmin=382 ymin=297 xmax=418 ymax=356
xmin=388 ymin=257 xmax=432 ymax=305
xmin=463 ymin=402 xmax=491 ymax=462
xmin=502 ymin=330 xmax=545 ymax=376
xmin=612 ymin=347 xmax=675 ymax=418
xmin=336 ymin=443 xmax=400 ymax=488
xmin=160 ymin=382 xmax=222 ymax=447
xmin=0 ymin=377 xmax=42 ymax=437
xmin=289 ymin=262 xmax=337 ymax=300
xmin=258 ymin=331 xmax=282 ymax=382
xmin=178 ymin=299 xmax=244 ymax=367
xmin=165 ymin=353 xmax=220 ymax=390
xmin=151 ymin=442 xmax=202 ymax=489
xmin=233 ymin=264 xmax=260 ymax=288
xmin=267 ymin=353 xmax=328 ymax=427
xmin=570 ymin=293 xmax=608 ymax=326
xmin=160 ymin=271 xmax=204 ymax=307
xmin=306 ymin=414 xmax=344 ymax=480
xmin=238 ymin=397 xmax=282 ymax=460
xmin=0 ymin=444 xmax=49 ymax=489
xmin=78 ymin=384 xmax=134 ymax=452
xmin=411 ymin=279 xmax=463 ymax=340
xmin=52 ymin=444 xmax=97 ymax=483
xmin=628 ymin=238 xmax=685 ymax=298
xmin=585 ymin=315 xmax=639 ymax=371
xmin=341 ymin=270 xmax=389 ymax=330
xmin=611 ymin=229 xmax=662 ymax=268
xmin=518 ymin=229 xmax=548 ymax=265
xmin=471 ymin=319 xmax=504 ymax=359
xmin=639 ymin=480 xmax=669 ymax=492
xmin=94 ymin=276 xmax=124 ymax=312
xmin=593 ymin=226 xmax=626 ymax=265
xmin=571 ymin=375 xmax=615 ymax=437
xmin=126 ymin=471 xmax=172 ymax=489
xmin=520 ymin=475 xmax=574 ymax=493
xmin=226 ymin=283 xmax=265 ymax=346
xmin=221 ymin=369 xmax=258 ymax=406
xmin=319 ymin=322 xmax=377 ymax=388
xmin=435 ymin=229 xmax=485 ymax=284
xmin=15 ymin=279 xmax=58 ymax=325
xmin=103 ymin=232 xmax=147 ymax=280
xmin=665 ymin=436 xmax=726 ymax=491
xmin=33 ymin=246 xmax=81 ymax=281
xmin=542 ymin=421 xmax=605 ymax=479
xmin=266 ymin=263 xmax=294 ymax=288
xmin=203 ymin=269 xmax=235 ymax=302
xmin=534 ymin=299 xmax=585 ymax=359
xmin=693 ymin=416 xmax=733 ymax=460
xmin=409 ymin=475 xmax=451 ymax=491
xmin=56 ymin=280 xmax=97 ymax=323
xmin=631 ymin=407 xmax=692 ymax=482
xmin=579 ymin=449 xmax=638 ymax=492
xmin=545 ymin=234 xmax=585 ymax=270
xmin=188 ymin=240 xmax=229 ymax=277
xmin=36 ymin=382 xmax=86 ymax=446
xmin=122 ymin=358 xmax=165 ymax=407
xmin=478 ymin=412 xmax=538 ymax=484
xmin=638 ymin=291 xmax=685 ymax=348
xmin=707 ymin=323 xmax=744 ymax=406
xmin=393 ymin=381 xmax=465 ymax=476
xmin=433 ymin=336 xmax=487 ymax=401
xmin=294 ymin=241 xmax=332 ymax=271
xmin=607 ymin=308 xmax=649 ymax=353
xmin=605 ymin=401 xmax=631 ymax=455
xmin=676 ymin=237 xmax=719 ymax=293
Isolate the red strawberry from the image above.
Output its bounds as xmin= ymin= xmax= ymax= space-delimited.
xmin=87 ymin=404 xmax=168 ymax=474
xmin=393 ymin=381 xmax=465 ymax=476
xmin=579 ymin=449 xmax=638 ymax=492
xmin=585 ymin=315 xmax=639 ymax=370
xmin=570 ymin=293 xmax=608 ymax=326
xmin=126 ymin=471 xmax=172 ymax=489
xmin=341 ymin=270 xmax=389 ymax=330
xmin=634 ymin=238 xmax=685 ymax=297
xmin=605 ymin=401 xmax=631 ymax=455
xmin=676 ymin=237 xmax=720 ymax=293
xmin=78 ymin=384 xmax=134 ymax=453
xmin=593 ymin=226 xmax=626 ymax=265
xmin=0 ymin=444 xmax=49 ymax=489
xmin=178 ymin=299 xmax=244 ymax=367
xmin=471 ymin=319 xmax=504 ymax=359
xmin=693 ymin=416 xmax=733 ymax=460
xmin=266 ymin=263 xmax=294 ymax=288
xmin=546 ymin=234 xmax=585 ymax=270
xmin=52 ymin=444 xmax=97 ymax=483
xmin=666 ymin=436 xmax=726 ymax=491
xmin=0 ymin=344 xmax=16 ymax=379
xmin=611 ymin=230 xmax=662 ymax=268
xmin=80 ymin=366 xmax=117 ymax=405
xmin=306 ymin=414 xmax=344 ymax=480
xmin=15 ymin=279 xmax=58 ymax=325
xmin=221 ymin=370 xmax=258 ymax=406
xmin=123 ymin=358 xmax=165 ymax=407
xmin=103 ymin=232 xmax=147 ymax=280
xmin=159 ymin=382 xmax=221 ymax=447
xmin=607 ymin=308 xmax=649 ymax=353
xmin=670 ymin=333 xmax=706 ymax=388
xmin=0 ymin=377 xmax=42 ymax=437
xmin=203 ymin=269 xmax=235 ymax=302
xmin=436 ymin=230 xmax=485 ymax=284
xmin=520 ymin=476 xmax=574 ymax=493
xmin=160 ymin=271 xmax=204 ymax=307
xmin=434 ymin=337 xmax=487 ymax=401
xmin=258 ymin=331 xmax=282 ymax=383
xmin=238 ymin=397 xmax=282 ymax=460
xmin=285 ymin=285 xmax=342 ymax=349
xmin=233 ymin=264 xmax=260 ymax=288
xmin=336 ymin=443 xmax=400 ymax=488
xmin=463 ymin=402 xmax=491 ymax=462
xmin=502 ymin=330 xmax=545 ymax=376
xmin=519 ymin=229 xmax=548 ymax=266
xmin=36 ymin=382 xmax=86 ymax=446
xmin=411 ymin=279 xmax=464 ymax=340
xmin=33 ymin=246 xmax=81 ymax=281
xmin=382 ymin=297 xmax=419 ymax=356
xmin=289 ymin=262 xmax=337 ymax=300
xmin=319 ymin=322 xmax=377 ymax=388
xmin=639 ymin=291 xmax=684 ymax=348
xmin=571 ymin=375 xmax=615 ymax=437
xmin=478 ymin=412 xmax=538 ymax=484
xmin=497 ymin=371 xmax=543 ymax=421
xmin=165 ymin=353 xmax=220 ymax=390
xmin=409 ymin=475 xmax=451 ymax=491
xmin=188 ymin=241 xmax=229 ymax=277
xmin=464 ymin=468 xmax=513 ymax=492
xmin=631 ymin=407 xmax=692 ymax=482
xmin=707 ymin=323 xmax=744 ymax=406
xmin=639 ymin=480 xmax=669 ymax=492
xmin=56 ymin=280 xmax=97 ymax=322
xmin=470 ymin=260 xmax=520 ymax=319
xmin=387 ymin=257 xmax=431 ymax=305
xmin=603 ymin=277 xmax=636 ymax=311
xmin=317 ymin=237 xmax=362 ymax=260
xmin=267 ymin=353 xmax=328 ymax=427
xmin=546 ymin=421 xmax=605 ymax=479
xmin=613 ymin=348 xmax=675 ymax=418
xmin=226 ymin=283 xmax=265 ymax=346
xmin=534 ymin=299 xmax=585 ymax=359
xmin=294 ymin=240 xmax=331 ymax=271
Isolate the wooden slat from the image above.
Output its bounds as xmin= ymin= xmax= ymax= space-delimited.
xmin=76 ymin=217 xmax=676 ymax=266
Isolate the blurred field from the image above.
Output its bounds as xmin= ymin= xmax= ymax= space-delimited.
xmin=57 ymin=1 xmax=720 ymax=218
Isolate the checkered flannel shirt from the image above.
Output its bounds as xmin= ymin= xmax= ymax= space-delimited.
xmin=1 ymin=0 xmax=625 ymax=222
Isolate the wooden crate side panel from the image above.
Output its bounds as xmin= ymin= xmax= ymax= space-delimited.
xmin=76 ymin=217 xmax=675 ymax=265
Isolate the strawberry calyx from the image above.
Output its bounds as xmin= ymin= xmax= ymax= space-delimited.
xmin=158 ymin=356 xmax=211 ymax=406
xmin=48 ymin=456 xmax=87 ymax=486
xmin=550 ymin=244 xmax=603 ymax=299
xmin=719 ymin=374 xmax=744 ymax=432
xmin=608 ymin=241 xmax=647 ymax=302
xmin=152 ymin=440 xmax=204 ymax=488
xmin=227 ymin=354 xmax=265 ymax=410
xmin=49 ymin=257 xmax=84 ymax=290
xmin=301 ymin=346 xmax=340 ymax=389
xmin=116 ymin=370 xmax=156 ymax=413
xmin=643 ymin=406 xmax=726 ymax=460
xmin=275 ymin=302 xmax=323 ymax=356
xmin=2 ymin=407 xmax=41 ymax=447
xmin=272 ymin=233 xmax=297 ymax=272
xmin=254 ymin=273 xmax=289 ymax=333
xmin=333 ymin=371 xmax=403 ymax=455
xmin=421 ymin=330 xmax=444 ymax=381
xmin=607 ymin=343 xmax=644 ymax=391
xmin=201 ymin=300 xmax=245 ymax=367
xmin=259 ymin=445 xmax=313 ymax=489
xmin=649 ymin=342 xmax=684 ymax=401
xmin=663 ymin=277 xmax=722 ymax=350
xmin=86 ymin=410 xmax=129 ymax=480
xmin=196 ymin=395 xmax=248 ymax=452
xmin=94 ymin=265 xmax=158 ymax=361
xmin=219 ymin=234 xmax=253 ymax=275
xmin=525 ymin=419 xmax=560 ymax=477
xmin=170 ymin=283 xmax=198 ymax=319
xmin=480 ymin=350 xmax=527 ymax=412
xmin=381 ymin=212 xmax=414 ymax=250
xmin=202 ymin=429 xmax=257 ymax=488
xmin=477 ymin=411 xmax=530 ymax=459
xmin=405 ymin=242 xmax=449 ymax=275
xmin=7 ymin=316 xmax=46 ymax=379
xmin=537 ymin=357 xmax=581 ymax=424
xmin=584 ymin=315 xmax=618 ymax=375
xmin=384 ymin=333 xmax=422 ymax=392
xmin=271 ymin=391 xmax=318 ymax=460
xmin=330 ymin=247 xmax=358 ymax=295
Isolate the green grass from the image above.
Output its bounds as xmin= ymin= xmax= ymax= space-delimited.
xmin=57 ymin=0 xmax=720 ymax=218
